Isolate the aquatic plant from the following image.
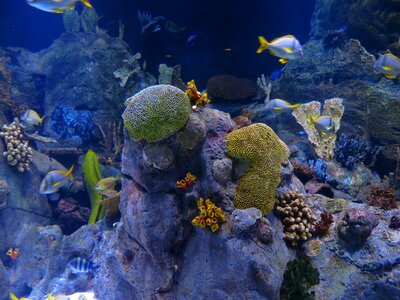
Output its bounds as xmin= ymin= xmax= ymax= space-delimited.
xmin=280 ymin=254 xmax=320 ymax=300
xmin=226 ymin=123 xmax=289 ymax=214
xmin=314 ymin=212 xmax=334 ymax=236
xmin=192 ymin=198 xmax=225 ymax=232
xmin=368 ymin=186 xmax=398 ymax=210
xmin=185 ymin=80 xmax=210 ymax=107
xmin=292 ymin=98 xmax=344 ymax=160
xmin=82 ymin=150 xmax=105 ymax=224
xmin=0 ymin=120 xmax=33 ymax=172
xmin=275 ymin=190 xmax=317 ymax=247
xmin=122 ymin=85 xmax=191 ymax=142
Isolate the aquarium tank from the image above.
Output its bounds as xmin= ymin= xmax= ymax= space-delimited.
xmin=1 ymin=0 xmax=400 ymax=299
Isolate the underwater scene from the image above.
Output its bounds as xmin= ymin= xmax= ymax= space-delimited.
xmin=1 ymin=0 xmax=400 ymax=299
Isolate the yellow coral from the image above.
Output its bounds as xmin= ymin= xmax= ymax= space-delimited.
xmin=185 ymin=80 xmax=210 ymax=107
xmin=226 ymin=123 xmax=289 ymax=214
xmin=176 ymin=172 xmax=196 ymax=189
xmin=192 ymin=198 xmax=225 ymax=232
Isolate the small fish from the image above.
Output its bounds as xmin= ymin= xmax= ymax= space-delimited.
xmin=257 ymin=35 xmax=303 ymax=64
xmin=308 ymin=115 xmax=335 ymax=134
xmin=297 ymin=130 xmax=307 ymax=136
xmin=9 ymin=293 xmax=29 ymax=300
xmin=26 ymin=0 xmax=93 ymax=14
xmin=223 ymin=48 xmax=232 ymax=52
xmin=20 ymin=110 xmax=44 ymax=126
xmin=6 ymin=248 xmax=20 ymax=260
xmin=68 ymin=257 xmax=96 ymax=273
xmin=186 ymin=34 xmax=197 ymax=46
xmin=266 ymin=99 xmax=300 ymax=112
xmin=39 ymin=165 xmax=74 ymax=195
xmin=374 ymin=53 xmax=400 ymax=79
xmin=95 ymin=176 xmax=120 ymax=191
xmin=164 ymin=54 xmax=173 ymax=58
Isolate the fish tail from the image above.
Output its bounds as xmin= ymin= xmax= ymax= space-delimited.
xmin=256 ymin=36 xmax=269 ymax=54
xmin=290 ymin=103 xmax=301 ymax=109
xmin=307 ymin=115 xmax=314 ymax=126
xmin=66 ymin=165 xmax=75 ymax=180
xmin=81 ymin=0 xmax=93 ymax=8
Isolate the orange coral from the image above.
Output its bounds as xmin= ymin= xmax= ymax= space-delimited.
xmin=185 ymin=80 xmax=210 ymax=107
xmin=192 ymin=198 xmax=225 ymax=232
xmin=6 ymin=248 xmax=19 ymax=260
xmin=176 ymin=172 xmax=196 ymax=189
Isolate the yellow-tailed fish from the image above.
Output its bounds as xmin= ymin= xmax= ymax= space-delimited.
xmin=374 ymin=53 xmax=400 ymax=79
xmin=257 ymin=35 xmax=303 ymax=64
xmin=266 ymin=99 xmax=300 ymax=112
xmin=47 ymin=295 xmax=59 ymax=300
xmin=26 ymin=0 xmax=93 ymax=14
xmin=94 ymin=176 xmax=120 ymax=191
xmin=20 ymin=109 xmax=44 ymax=126
xmin=9 ymin=293 xmax=29 ymax=300
xmin=308 ymin=115 xmax=335 ymax=134
xmin=39 ymin=165 xmax=74 ymax=195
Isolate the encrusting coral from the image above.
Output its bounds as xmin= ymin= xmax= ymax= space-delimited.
xmin=1 ymin=120 xmax=33 ymax=172
xmin=275 ymin=190 xmax=317 ymax=247
xmin=122 ymin=85 xmax=191 ymax=142
xmin=292 ymin=98 xmax=344 ymax=160
xmin=226 ymin=123 xmax=289 ymax=214
xmin=368 ymin=186 xmax=398 ymax=210
xmin=192 ymin=198 xmax=225 ymax=232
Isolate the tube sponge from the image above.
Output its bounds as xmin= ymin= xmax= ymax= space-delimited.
xmin=226 ymin=123 xmax=289 ymax=214
xmin=122 ymin=85 xmax=191 ymax=142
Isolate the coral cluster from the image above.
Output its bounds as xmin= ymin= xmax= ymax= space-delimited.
xmin=226 ymin=123 xmax=289 ymax=214
xmin=206 ymin=74 xmax=258 ymax=101
xmin=368 ymin=186 xmax=398 ymax=210
xmin=275 ymin=190 xmax=317 ymax=247
xmin=314 ymin=212 xmax=334 ymax=236
xmin=185 ymin=80 xmax=210 ymax=107
xmin=290 ymin=159 xmax=316 ymax=184
xmin=176 ymin=172 xmax=196 ymax=189
xmin=1 ymin=121 xmax=33 ymax=172
xmin=335 ymin=133 xmax=376 ymax=169
xmin=191 ymin=198 xmax=225 ymax=232
xmin=122 ymin=85 xmax=191 ymax=142
xmin=114 ymin=53 xmax=142 ymax=87
xmin=292 ymin=98 xmax=344 ymax=160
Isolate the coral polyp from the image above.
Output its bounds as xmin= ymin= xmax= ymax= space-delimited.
xmin=185 ymin=80 xmax=210 ymax=107
xmin=192 ymin=198 xmax=225 ymax=232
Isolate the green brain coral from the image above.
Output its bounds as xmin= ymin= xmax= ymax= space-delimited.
xmin=122 ymin=85 xmax=191 ymax=142
xmin=226 ymin=123 xmax=289 ymax=214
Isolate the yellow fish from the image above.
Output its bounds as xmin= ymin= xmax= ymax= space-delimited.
xmin=308 ymin=115 xmax=335 ymax=134
xmin=26 ymin=0 xmax=93 ymax=14
xmin=266 ymin=99 xmax=300 ymax=112
xmin=9 ymin=293 xmax=29 ymax=300
xmin=374 ymin=53 xmax=400 ymax=79
xmin=39 ymin=165 xmax=74 ymax=194
xmin=20 ymin=109 xmax=44 ymax=126
xmin=257 ymin=35 xmax=303 ymax=64
xmin=94 ymin=176 xmax=120 ymax=191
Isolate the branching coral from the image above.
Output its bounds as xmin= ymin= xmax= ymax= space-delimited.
xmin=275 ymin=190 xmax=317 ymax=247
xmin=1 ymin=121 xmax=33 ymax=172
xmin=226 ymin=123 xmax=289 ymax=214
xmin=192 ymin=198 xmax=225 ymax=232
xmin=114 ymin=53 xmax=142 ymax=87
xmin=292 ymin=98 xmax=344 ymax=160
xmin=122 ymin=85 xmax=191 ymax=142
xmin=185 ymin=80 xmax=210 ymax=107
xmin=368 ymin=186 xmax=398 ymax=210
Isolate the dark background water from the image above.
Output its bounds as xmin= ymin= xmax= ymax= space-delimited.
xmin=0 ymin=0 xmax=315 ymax=86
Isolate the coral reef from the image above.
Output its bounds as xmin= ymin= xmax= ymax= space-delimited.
xmin=334 ymin=133 xmax=376 ymax=169
xmin=232 ymin=115 xmax=251 ymax=129
xmin=113 ymin=53 xmax=142 ymax=88
xmin=314 ymin=212 xmax=333 ymax=236
xmin=53 ymin=197 xmax=90 ymax=235
xmin=0 ymin=121 xmax=33 ymax=172
xmin=191 ymin=198 xmax=225 ymax=232
xmin=292 ymin=98 xmax=344 ymax=160
xmin=280 ymin=254 xmax=319 ymax=300
xmin=82 ymin=150 xmax=104 ymax=224
xmin=275 ymin=190 xmax=317 ymax=247
xmin=50 ymin=106 xmax=94 ymax=144
xmin=290 ymin=159 xmax=316 ymax=184
xmin=176 ymin=172 xmax=196 ymax=189
xmin=63 ymin=9 xmax=81 ymax=33
xmin=123 ymin=85 xmax=191 ymax=142
xmin=185 ymin=80 xmax=210 ymax=107
xmin=337 ymin=208 xmax=378 ymax=248
xmin=158 ymin=64 xmax=174 ymax=85
xmin=226 ymin=123 xmax=289 ymax=214
xmin=368 ymin=186 xmax=398 ymax=210
xmin=206 ymin=74 xmax=258 ymax=101
xmin=96 ymin=121 xmax=123 ymax=163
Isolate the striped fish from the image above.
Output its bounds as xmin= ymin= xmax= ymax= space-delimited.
xmin=68 ymin=257 xmax=95 ymax=273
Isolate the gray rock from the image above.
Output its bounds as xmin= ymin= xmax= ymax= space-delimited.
xmin=142 ymin=143 xmax=174 ymax=171
xmin=0 ymin=179 xmax=9 ymax=210
xmin=0 ymin=261 xmax=9 ymax=299
xmin=231 ymin=208 xmax=262 ymax=235
xmin=212 ymin=158 xmax=233 ymax=185
xmin=177 ymin=113 xmax=207 ymax=151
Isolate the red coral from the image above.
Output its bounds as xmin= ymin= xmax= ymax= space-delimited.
xmin=206 ymin=74 xmax=258 ymax=101
xmin=314 ymin=212 xmax=334 ymax=236
xmin=290 ymin=159 xmax=316 ymax=184
xmin=368 ymin=186 xmax=398 ymax=210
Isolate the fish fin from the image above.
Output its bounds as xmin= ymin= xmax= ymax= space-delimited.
xmin=290 ymin=103 xmax=301 ymax=109
xmin=279 ymin=58 xmax=289 ymax=64
xmin=384 ymin=74 xmax=396 ymax=79
xmin=9 ymin=293 xmax=19 ymax=300
xmin=65 ymin=165 xmax=74 ymax=179
xmin=386 ymin=53 xmax=400 ymax=60
xmin=52 ymin=9 xmax=64 ymax=13
xmin=283 ymin=47 xmax=294 ymax=54
xmin=307 ymin=115 xmax=315 ymax=126
xmin=382 ymin=66 xmax=394 ymax=71
xmin=273 ymin=107 xmax=282 ymax=110
xmin=256 ymin=36 xmax=269 ymax=54
xmin=271 ymin=34 xmax=295 ymax=43
xmin=52 ymin=181 xmax=62 ymax=188
xmin=81 ymin=0 xmax=93 ymax=8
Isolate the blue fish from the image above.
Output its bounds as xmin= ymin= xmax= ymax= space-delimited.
xmin=187 ymin=34 xmax=197 ymax=46
xmin=270 ymin=66 xmax=285 ymax=81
